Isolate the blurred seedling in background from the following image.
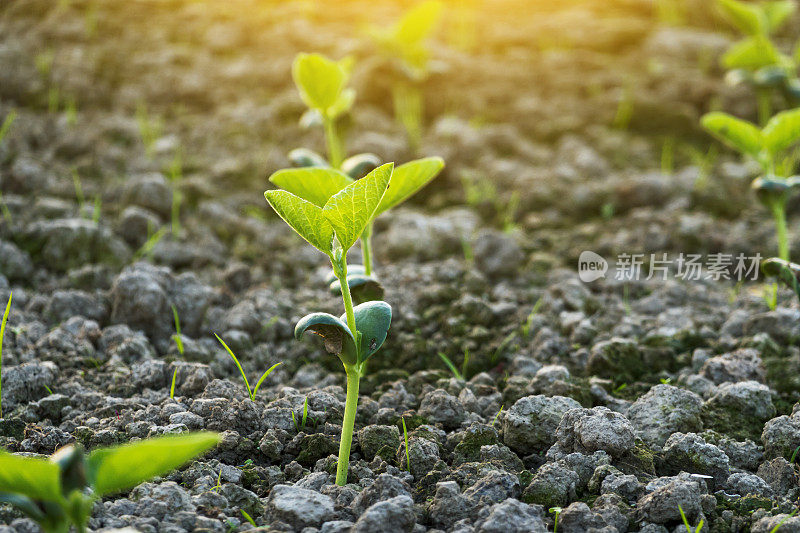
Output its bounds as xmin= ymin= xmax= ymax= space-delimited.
xmin=369 ymin=1 xmax=443 ymax=151
xmin=401 ymin=417 xmax=410 ymax=471
xmin=132 ymin=225 xmax=168 ymax=263
xmin=170 ymin=368 xmax=178 ymax=399
xmin=292 ymin=397 xmax=310 ymax=432
xmin=549 ymin=507 xmax=563 ymax=533
xmin=0 ymin=433 xmax=219 ymax=533
xmin=437 ymin=349 xmax=469 ymax=381
xmin=701 ymin=108 xmax=800 ymax=261
xmin=214 ymin=334 xmax=282 ymax=402
xmin=290 ymin=52 xmax=381 ymax=175
xmin=265 ymin=164 xmax=395 ymax=485
xmin=761 ymin=258 xmax=800 ymax=303
xmin=678 ymin=504 xmax=704 ymax=532
xmin=136 ymin=102 xmax=164 ymax=160
xmin=269 ymin=157 xmax=443 ymax=286
xmin=171 ymin=305 xmax=184 ymax=356
xmin=0 ymin=293 xmax=11 ymax=419
xmin=716 ymin=0 xmax=800 ymax=124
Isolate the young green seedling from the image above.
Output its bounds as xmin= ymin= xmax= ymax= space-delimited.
xmin=761 ymin=257 xmax=800 ymax=302
xmin=214 ymin=334 xmax=282 ymax=402
xmin=170 ymin=368 xmax=178 ymax=399
xmin=701 ymin=108 xmax=800 ymax=260
xmin=549 ymin=507 xmax=563 ymax=533
xmin=716 ymin=0 xmax=800 ymax=124
xmin=0 ymin=432 xmax=219 ymax=533
xmin=678 ymin=504 xmax=704 ymax=532
xmin=171 ymin=305 xmax=184 ymax=356
xmin=269 ymin=157 xmax=444 ymax=282
xmin=401 ymin=417 xmax=410 ymax=472
xmin=265 ymin=164 xmax=395 ymax=485
xmin=0 ymin=292 xmax=11 ymax=419
xmin=292 ymin=397 xmax=309 ymax=433
xmin=369 ymin=1 xmax=443 ymax=151
xmin=0 ymin=109 xmax=16 ymax=145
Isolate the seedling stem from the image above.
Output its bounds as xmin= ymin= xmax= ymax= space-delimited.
xmin=323 ymin=114 xmax=344 ymax=169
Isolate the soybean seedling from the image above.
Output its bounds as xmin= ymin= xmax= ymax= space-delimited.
xmin=0 ymin=432 xmax=219 ymax=533
xmin=291 ymin=53 xmax=380 ymax=174
xmin=369 ymin=1 xmax=443 ymax=151
xmin=678 ymin=504 xmax=704 ymax=532
xmin=0 ymin=293 xmax=11 ymax=419
xmin=214 ymin=334 xmax=282 ymax=402
xmin=0 ymin=109 xmax=16 ymax=145
xmin=549 ymin=507 xmax=563 ymax=533
xmin=702 ymin=108 xmax=800 ymax=261
xmin=269 ymin=157 xmax=444 ymax=283
xmin=716 ymin=0 xmax=800 ymax=124
xmin=265 ymin=164 xmax=395 ymax=486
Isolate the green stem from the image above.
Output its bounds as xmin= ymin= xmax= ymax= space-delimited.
xmin=336 ymin=258 xmax=357 ymax=337
xmin=336 ymin=366 xmax=360 ymax=485
xmin=771 ymin=200 xmax=790 ymax=261
xmin=757 ymin=88 xmax=772 ymax=127
xmin=323 ymin=115 xmax=344 ymax=169
xmin=361 ymin=223 xmax=374 ymax=276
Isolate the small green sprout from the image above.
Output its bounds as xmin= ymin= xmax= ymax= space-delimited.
xmin=172 ymin=305 xmax=184 ymax=356
xmin=241 ymin=509 xmax=257 ymax=527
xmin=401 ymin=417 xmax=410 ymax=472
xmin=789 ymin=444 xmax=800 ymax=463
xmin=170 ymin=368 xmax=178 ymax=399
xmin=369 ymin=1 xmax=443 ymax=150
xmin=702 ymin=108 xmax=800 ymax=260
xmin=132 ymin=225 xmax=168 ymax=263
xmin=549 ymin=507 xmax=563 ymax=533
xmin=678 ymin=504 xmax=704 ymax=532
xmin=771 ymin=510 xmax=798 ymax=533
xmin=136 ymin=102 xmax=163 ymax=159
xmin=91 ymin=195 xmax=101 ymax=224
xmin=491 ymin=405 xmax=504 ymax=427
xmin=265 ymin=164 xmax=397 ymax=486
xmin=64 ymin=96 xmax=77 ymax=128
xmin=214 ymin=334 xmax=282 ymax=402
xmin=0 ymin=432 xmax=220 ymax=533
xmin=292 ymin=397 xmax=309 ymax=433
xmin=269 ymin=157 xmax=444 ymax=278
xmin=437 ymin=352 xmax=463 ymax=380
xmin=0 ymin=292 xmax=11 ymax=419
xmin=0 ymin=109 xmax=16 ymax=144
xmin=716 ymin=0 xmax=799 ymax=124
xmin=761 ymin=258 xmax=800 ymax=303
xmin=521 ymin=297 xmax=544 ymax=338
xmin=44 ymin=385 xmax=53 ymax=396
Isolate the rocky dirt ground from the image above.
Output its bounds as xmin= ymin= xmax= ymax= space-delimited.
xmin=0 ymin=0 xmax=799 ymax=531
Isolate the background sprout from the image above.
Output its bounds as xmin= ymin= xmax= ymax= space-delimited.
xmin=701 ymin=108 xmax=800 ymax=260
xmin=761 ymin=257 xmax=800 ymax=301
xmin=264 ymin=163 xmax=394 ymax=486
xmin=369 ymin=1 xmax=443 ymax=150
xmin=292 ymin=53 xmax=355 ymax=169
xmin=269 ymin=157 xmax=444 ymax=278
xmin=0 ymin=432 xmax=220 ymax=533
xmin=214 ymin=333 xmax=282 ymax=402
xmin=0 ymin=292 xmax=11 ymax=419
xmin=716 ymin=0 xmax=799 ymax=124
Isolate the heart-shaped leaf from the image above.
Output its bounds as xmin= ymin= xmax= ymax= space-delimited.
xmin=343 ymin=301 xmax=392 ymax=363
xmin=763 ymin=108 xmax=800 ymax=156
xmin=722 ymin=37 xmax=781 ymax=70
xmin=288 ymin=148 xmax=329 ymax=168
xmin=701 ymin=112 xmax=764 ymax=160
xmin=265 ymin=190 xmax=334 ymax=254
xmin=341 ymin=153 xmax=382 ymax=180
xmin=269 ymin=168 xmax=353 ymax=208
xmin=329 ymin=274 xmax=385 ymax=303
xmin=292 ymin=53 xmax=347 ymax=114
xmin=717 ymin=0 xmax=767 ymax=36
xmin=87 ymin=432 xmax=220 ymax=497
xmin=0 ymin=451 xmax=61 ymax=502
xmin=322 ymin=163 xmax=393 ymax=250
xmin=295 ymin=312 xmax=358 ymax=366
xmin=375 ymin=157 xmax=444 ymax=217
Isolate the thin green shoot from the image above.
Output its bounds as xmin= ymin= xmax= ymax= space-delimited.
xmin=170 ymin=368 xmax=178 ymax=399
xmin=292 ymin=397 xmax=310 ymax=432
xmin=549 ymin=507 xmax=563 ymax=533
xmin=401 ymin=416 xmax=410 ymax=472
xmin=171 ymin=305 xmax=184 ymax=356
xmin=44 ymin=385 xmax=53 ymax=395
xmin=214 ymin=333 xmax=282 ymax=401
xmin=678 ymin=504 xmax=703 ymax=533
xmin=770 ymin=510 xmax=798 ymax=533
xmin=790 ymin=445 xmax=800 ymax=464
xmin=521 ymin=297 xmax=544 ymax=338
xmin=763 ymin=283 xmax=779 ymax=311
xmin=0 ymin=109 xmax=16 ymax=143
xmin=132 ymin=226 xmax=168 ymax=262
xmin=660 ymin=377 xmax=672 ymax=385
xmin=92 ymin=195 xmax=102 ymax=224
xmin=65 ymin=96 xmax=77 ymax=127
xmin=241 ymin=509 xmax=257 ymax=527
xmin=0 ymin=292 xmax=11 ymax=418
xmin=491 ymin=405 xmax=504 ymax=427
xmin=437 ymin=352 xmax=462 ymax=380
xmin=613 ymin=383 xmax=628 ymax=395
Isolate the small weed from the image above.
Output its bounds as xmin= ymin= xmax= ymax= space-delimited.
xmin=132 ymin=226 xmax=168 ymax=263
xmin=437 ymin=352 xmax=463 ymax=380
xmin=678 ymin=504 xmax=704 ymax=532
xmin=169 ymin=368 xmax=178 ymax=399
xmin=214 ymin=334 xmax=282 ymax=402
xmin=401 ymin=416 xmax=411 ymax=472
xmin=549 ymin=506 xmax=563 ymax=533
xmin=292 ymin=397 xmax=310 ymax=433
xmin=240 ymin=509 xmax=257 ymax=527
xmin=0 ymin=110 xmax=16 ymax=144
xmin=770 ymin=510 xmax=798 ymax=533
xmin=171 ymin=305 xmax=184 ymax=356
xmin=0 ymin=292 xmax=11 ymax=418
xmin=521 ymin=297 xmax=544 ymax=338
xmin=491 ymin=405 xmax=504 ymax=427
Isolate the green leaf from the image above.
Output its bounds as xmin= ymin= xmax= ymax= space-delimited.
xmin=764 ymin=0 xmax=796 ymax=32
xmin=722 ymin=37 xmax=781 ymax=70
xmin=393 ymin=1 xmax=443 ymax=46
xmin=375 ymin=157 xmax=444 ymax=217
xmin=322 ymin=163 xmax=393 ymax=250
xmin=269 ymin=168 xmax=353 ymax=208
xmin=763 ymin=108 xmax=800 ymax=155
xmin=87 ymin=432 xmax=220 ymax=497
xmin=288 ymin=148 xmax=329 ymax=169
xmin=343 ymin=301 xmax=392 ymax=363
xmin=717 ymin=0 xmax=767 ymax=36
xmin=701 ymin=112 xmax=764 ymax=159
xmin=265 ymin=190 xmax=334 ymax=254
xmin=0 ymin=451 xmax=61 ymax=501
xmin=295 ymin=312 xmax=358 ymax=366
xmin=292 ymin=53 xmax=347 ymax=114
xmin=328 ymin=88 xmax=356 ymax=120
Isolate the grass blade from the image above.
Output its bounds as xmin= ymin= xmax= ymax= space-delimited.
xmin=437 ymin=352 xmax=462 ymax=380
xmin=0 ymin=292 xmax=11 ymax=419
xmin=170 ymin=368 xmax=178 ymax=399
xmin=252 ymin=362 xmax=282 ymax=398
xmin=214 ymin=334 xmax=252 ymax=400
